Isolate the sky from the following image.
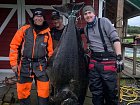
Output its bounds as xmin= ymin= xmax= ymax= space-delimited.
xmin=128 ymin=16 xmax=140 ymax=27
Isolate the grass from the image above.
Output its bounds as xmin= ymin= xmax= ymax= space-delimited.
xmin=120 ymin=78 xmax=138 ymax=86
xmin=137 ymin=57 xmax=140 ymax=61
xmin=123 ymin=38 xmax=134 ymax=43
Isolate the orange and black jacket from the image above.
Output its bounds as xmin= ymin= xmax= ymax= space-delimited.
xmin=9 ymin=21 xmax=53 ymax=67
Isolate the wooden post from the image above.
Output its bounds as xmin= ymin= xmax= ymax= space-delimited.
xmin=123 ymin=19 xmax=128 ymax=37
xmin=93 ymin=0 xmax=94 ymax=6
xmin=98 ymin=0 xmax=104 ymax=18
xmin=116 ymin=1 xmax=124 ymax=104
xmin=116 ymin=0 xmax=124 ymax=38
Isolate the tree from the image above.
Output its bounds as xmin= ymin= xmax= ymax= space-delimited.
xmin=127 ymin=26 xmax=140 ymax=34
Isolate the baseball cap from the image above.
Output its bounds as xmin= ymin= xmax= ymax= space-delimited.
xmin=33 ymin=8 xmax=45 ymax=18
xmin=82 ymin=5 xmax=95 ymax=14
xmin=51 ymin=11 xmax=61 ymax=20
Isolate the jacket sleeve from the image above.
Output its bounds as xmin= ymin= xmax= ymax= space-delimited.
xmin=9 ymin=27 xmax=25 ymax=67
xmin=102 ymin=17 xmax=120 ymax=42
xmin=47 ymin=30 xmax=54 ymax=58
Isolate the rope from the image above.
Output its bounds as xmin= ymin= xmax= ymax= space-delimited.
xmin=120 ymin=71 xmax=140 ymax=105
xmin=0 ymin=76 xmax=18 ymax=104
xmin=0 ymin=76 xmax=17 ymax=87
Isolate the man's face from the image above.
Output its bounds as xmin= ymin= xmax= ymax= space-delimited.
xmin=83 ymin=11 xmax=95 ymax=23
xmin=33 ymin=15 xmax=44 ymax=26
xmin=52 ymin=18 xmax=63 ymax=28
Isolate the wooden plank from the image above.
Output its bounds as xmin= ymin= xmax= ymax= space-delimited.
xmin=0 ymin=0 xmax=17 ymax=4
xmin=116 ymin=0 xmax=124 ymax=38
xmin=122 ymin=59 xmax=140 ymax=78
xmin=0 ymin=61 xmax=11 ymax=69
xmin=25 ymin=0 xmax=62 ymax=5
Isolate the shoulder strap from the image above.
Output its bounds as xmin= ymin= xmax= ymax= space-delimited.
xmin=85 ymin=26 xmax=90 ymax=44
xmin=84 ymin=18 xmax=109 ymax=52
xmin=98 ymin=18 xmax=108 ymax=52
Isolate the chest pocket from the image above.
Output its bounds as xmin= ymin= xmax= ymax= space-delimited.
xmin=40 ymin=32 xmax=49 ymax=48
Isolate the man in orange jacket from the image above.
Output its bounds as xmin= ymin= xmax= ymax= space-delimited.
xmin=9 ymin=8 xmax=53 ymax=105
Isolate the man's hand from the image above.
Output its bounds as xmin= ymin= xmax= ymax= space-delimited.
xmin=11 ymin=65 xmax=18 ymax=73
xmin=84 ymin=53 xmax=90 ymax=65
xmin=116 ymin=54 xmax=124 ymax=73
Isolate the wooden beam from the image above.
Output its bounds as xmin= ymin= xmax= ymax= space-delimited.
xmin=98 ymin=0 xmax=104 ymax=18
xmin=123 ymin=19 xmax=128 ymax=37
xmin=116 ymin=0 xmax=124 ymax=38
xmin=0 ymin=8 xmax=16 ymax=35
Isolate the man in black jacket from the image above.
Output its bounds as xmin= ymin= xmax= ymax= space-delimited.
xmin=51 ymin=11 xmax=65 ymax=49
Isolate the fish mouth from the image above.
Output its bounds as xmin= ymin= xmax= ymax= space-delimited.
xmin=50 ymin=86 xmax=79 ymax=105
xmin=61 ymin=98 xmax=79 ymax=105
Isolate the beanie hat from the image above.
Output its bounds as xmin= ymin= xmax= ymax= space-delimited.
xmin=32 ymin=8 xmax=45 ymax=18
xmin=82 ymin=5 xmax=95 ymax=14
xmin=51 ymin=11 xmax=61 ymax=20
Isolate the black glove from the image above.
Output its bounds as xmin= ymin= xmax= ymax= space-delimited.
xmin=116 ymin=54 xmax=124 ymax=73
xmin=84 ymin=53 xmax=90 ymax=65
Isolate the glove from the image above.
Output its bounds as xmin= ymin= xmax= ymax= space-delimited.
xmin=11 ymin=65 xmax=18 ymax=73
xmin=11 ymin=65 xmax=18 ymax=79
xmin=116 ymin=54 xmax=124 ymax=73
xmin=84 ymin=47 xmax=90 ymax=63
xmin=84 ymin=53 xmax=90 ymax=65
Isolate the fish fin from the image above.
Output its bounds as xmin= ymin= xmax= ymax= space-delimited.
xmin=52 ymin=2 xmax=85 ymax=18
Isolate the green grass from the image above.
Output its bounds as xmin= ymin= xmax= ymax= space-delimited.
xmin=137 ymin=57 xmax=140 ymax=61
xmin=123 ymin=39 xmax=134 ymax=43
xmin=120 ymin=78 xmax=136 ymax=86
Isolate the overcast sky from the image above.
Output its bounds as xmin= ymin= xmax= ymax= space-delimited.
xmin=128 ymin=16 xmax=140 ymax=26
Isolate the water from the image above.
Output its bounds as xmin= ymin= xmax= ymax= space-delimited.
xmin=125 ymin=48 xmax=140 ymax=57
